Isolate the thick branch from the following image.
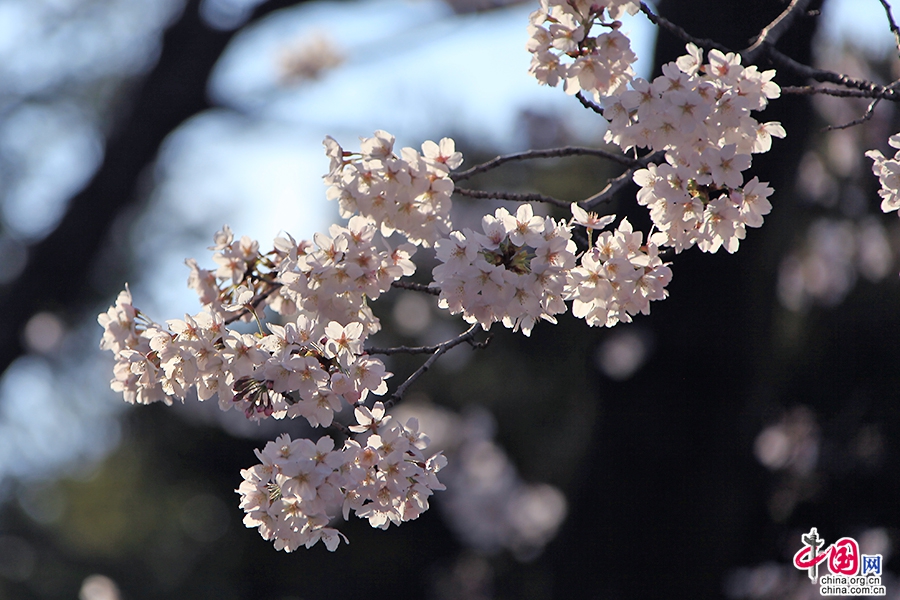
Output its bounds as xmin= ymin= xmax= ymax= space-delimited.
xmin=766 ymin=47 xmax=890 ymax=95
xmin=780 ymin=84 xmax=900 ymax=101
xmin=454 ymin=187 xmax=571 ymax=208
xmin=453 ymin=146 xmax=637 ymax=182
xmin=382 ymin=324 xmax=489 ymax=408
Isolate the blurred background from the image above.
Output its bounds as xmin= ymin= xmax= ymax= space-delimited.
xmin=1 ymin=0 xmax=900 ymax=598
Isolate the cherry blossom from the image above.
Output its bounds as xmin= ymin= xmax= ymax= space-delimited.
xmin=323 ymin=131 xmax=461 ymax=247
xmin=866 ymin=133 xmax=900 ymax=215
xmin=95 ymin=0 xmax=858 ymax=555
xmin=432 ymin=204 xmax=577 ymax=336
xmin=236 ymin=415 xmax=445 ymax=552
xmin=619 ymin=44 xmax=782 ymax=254
xmin=527 ymin=0 xmax=640 ymax=100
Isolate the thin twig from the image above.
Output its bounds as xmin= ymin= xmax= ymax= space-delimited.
xmin=367 ymin=342 xmax=448 ymax=356
xmin=453 ymin=146 xmax=637 ymax=182
xmin=454 ymin=187 xmax=571 ymax=208
xmin=744 ymin=0 xmax=812 ymax=62
xmin=390 ymin=280 xmax=441 ymax=295
xmin=825 ymin=97 xmax=882 ymax=131
xmin=639 ymin=2 xmax=731 ymax=53
xmin=582 ymin=150 xmax=665 ymax=210
xmin=821 ymin=79 xmax=900 ymax=130
xmin=575 ymin=92 xmax=605 ymax=115
xmin=878 ymin=0 xmax=900 ymax=60
xmin=383 ymin=324 xmax=489 ymax=408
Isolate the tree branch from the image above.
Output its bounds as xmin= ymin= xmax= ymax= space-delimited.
xmin=639 ymin=2 xmax=732 ymax=54
xmin=223 ymin=284 xmax=281 ymax=325
xmin=367 ymin=341 xmax=455 ymax=356
xmin=780 ymin=84 xmax=900 ymax=101
xmin=575 ymin=92 xmax=605 ymax=115
xmin=765 ymin=47 xmax=892 ymax=95
xmin=879 ymin=0 xmax=900 ymax=59
xmin=582 ymin=150 xmax=665 ymax=210
xmin=454 ymin=187 xmax=571 ymax=208
xmin=390 ymin=280 xmax=440 ymax=296
xmin=825 ymin=97 xmax=882 ymax=131
xmin=382 ymin=324 xmax=490 ymax=408
xmin=744 ymin=0 xmax=813 ymax=62
xmin=452 ymin=146 xmax=637 ymax=182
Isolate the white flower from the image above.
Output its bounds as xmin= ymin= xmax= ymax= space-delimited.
xmin=432 ymin=204 xmax=577 ymax=336
xmin=322 ymin=131 xmax=459 ymax=247
xmin=867 ymin=139 xmax=900 ymax=214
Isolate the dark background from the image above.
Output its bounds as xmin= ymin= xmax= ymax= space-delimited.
xmin=1 ymin=0 xmax=899 ymax=598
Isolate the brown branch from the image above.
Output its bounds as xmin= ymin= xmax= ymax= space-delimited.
xmin=638 ymin=2 xmax=732 ymax=54
xmin=454 ymin=187 xmax=570 ymax=208
xmin=766 ymin=47 xmax=890 ymax=95
xmin=382 ymin=324 xmax=489 ymax=408
xmin=780 ymin=84 xmax=900 ymax=101
xmin=582 ymin=150 xmax=665 ymax=210
xmin=390 ymin=280 xmax=440 ymax=296
xmin=575 ymin=92 xmax=605 ymax=115
xmin=367 ymin=341 xmax=451 ymax=356
xmin=744 ymin=0 xmax=813 ymax=62
xmin=452 ymin=146 xmax=637 ymax=182
xmin=825 ymin=97 xmax=882 ymax=131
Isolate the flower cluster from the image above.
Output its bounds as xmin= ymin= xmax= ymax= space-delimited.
xmin=431 ymin=204 xmax=675 ymax=332
xmin=184 ymin=218 xmax=415 ymax=334
xmin=431 ymin=204 xmax=577 ymax=336
xmin=99 ymin=212 xmax=453 ymax=550
xmin=527 ymin=0 xmax=639 ymax=99
xmin=866 ymin=133 xmax=900 ymax=216
xmin=323 ymin=130 xmax=462 ymax=247
xmin=565 ymin=218 xmax=673 ymax=327
xmin=100 ymin=217 xmax=424 ymax=414
xmin=99 ymin=289 xmax=391 ymax=426
xmin=237 ymin=405 xmax=446 ymax=552
xmin=97 ymin=0 xmax=823 ymax=556
xmin=276 ymin=215 xmax=417 ymax=334
xmin=607 ymin=44 xmax=782 ymax=253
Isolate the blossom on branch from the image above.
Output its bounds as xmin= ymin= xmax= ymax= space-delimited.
xmin=565 ymin=218 xmax=673 ymax=327
xmin=866 ymin=133 xmax=900 ymax=215
xmin=527 ymin=0 xmax=640 ymax=100
xmin=101 ymin=0 xmax=900 ymax=556
xmin=323 ymin=131 xmax=461 ymax=247
xmin=236 ymin=409 xmax=446 ymax=552
xmin=618 ymin=45 xmax=781 ymax=253
xmin=98 ymin=223 xmax=409 ymax=422
xmin=432 ymin=204 xmax=577 ymax=336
